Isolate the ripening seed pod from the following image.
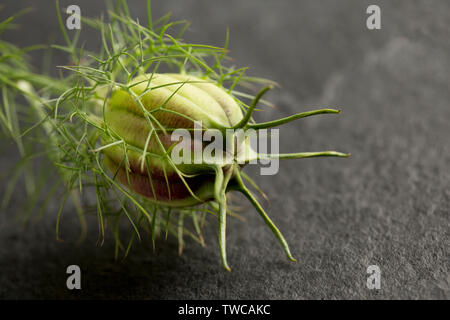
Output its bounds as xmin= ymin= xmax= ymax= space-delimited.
xmin=101 ymin=72 xmax=349 ymax=271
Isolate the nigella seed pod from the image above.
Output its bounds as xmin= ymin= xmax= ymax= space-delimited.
xmin=102 ymin=72 xmax=349 ymax=270
xmin=0 ymin=2 xmax=350 ymax=273
xmin=103 ymin=73 xmax=243 ymax=207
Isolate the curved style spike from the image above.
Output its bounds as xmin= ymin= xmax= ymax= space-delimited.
xmin=234 ymin=168 xmax=296 ymax=262
xmin=232 ymin=85 xmax=273 ymax=129
xmin=255 ymin=151 xmax=350 ymax=162
xmin=213 ymin=165 xmax=229 ymax=271
xmin=247 ymin=108 xmax=341 ymax=130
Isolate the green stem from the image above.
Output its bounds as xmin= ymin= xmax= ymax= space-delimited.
xmin=55 ymin=0 xmax=77 ymax=61
xmin=234 ymin=169 xmax=296 ymax=262
xmin=146 ymin=0 xmax=152 ymax=30
xmin=247 ymin=108 xmax=340 ymax=130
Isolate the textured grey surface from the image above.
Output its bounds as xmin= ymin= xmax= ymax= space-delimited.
xmin=0 ymin=0 xmax=449 ymax=299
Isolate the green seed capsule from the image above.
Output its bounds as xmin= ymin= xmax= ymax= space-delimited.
xmin=101 ymin=72 xmax=348 ymax=271
xmin=103 ymin=73 xmax=243 ymax=207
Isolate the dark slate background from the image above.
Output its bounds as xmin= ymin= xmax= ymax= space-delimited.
xmin=0 ymin=0 xmax=448 ymax=299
